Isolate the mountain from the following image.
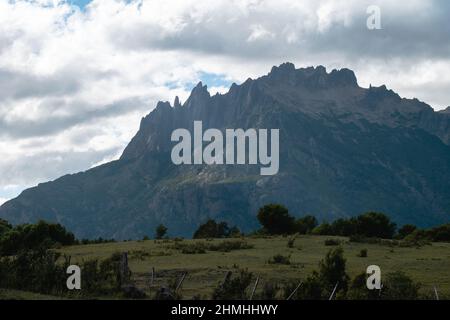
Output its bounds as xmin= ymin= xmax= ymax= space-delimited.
xmin=1 ymin=63 xmax=450 ymax=239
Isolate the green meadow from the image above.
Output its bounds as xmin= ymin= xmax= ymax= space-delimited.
xmin=52 ymin=235 xmax=450 ymax=299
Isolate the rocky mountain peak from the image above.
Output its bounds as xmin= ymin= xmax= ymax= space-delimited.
xmin=174 ymin=96 xmax=182 ymax=108
xmin=439 ymin=106 xmax=450 ymax=114
xmin=184 ymin=81 xmax=211 ymax=109
xmin=266 ymin=63 xmax=358 ymax=89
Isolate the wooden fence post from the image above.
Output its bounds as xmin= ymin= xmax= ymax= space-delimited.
xmin=329 ymin=282 xmax=339 ymax=300
xmin=150 ymin=267 xmax=155 ymax=287
xmin=434 ymin=286 xmax=440 ymax=300
xmin=286 ymin=282 xmax=303 ymax=300
xmin=176 ymin=272 xmax=187 ymax=292
xmin=249 ymin=276 xmax=259 ymax=300
xmin=120 ymin=252 xmax=129 ymax=286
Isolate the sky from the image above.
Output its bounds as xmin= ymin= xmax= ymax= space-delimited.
xmin=0 ymin=0 xmax=450 ymax=205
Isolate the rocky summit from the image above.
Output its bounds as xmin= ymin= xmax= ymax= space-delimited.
xmin=1 ymin=63 xmax=450 ymax=239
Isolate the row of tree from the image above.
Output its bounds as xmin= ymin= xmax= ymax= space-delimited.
xmin=1 ymin=203 xmax=449 ymax=252
xmin=0 ymin=219 xmax=77 ymax=256
xmin=255 ymin=204 xmax=450 ymax=241
xmin=157 ymin=204 xmax=450 ymax=241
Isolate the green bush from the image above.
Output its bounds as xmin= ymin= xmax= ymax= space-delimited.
xmin=427 ymin=224 xmax=450 ymax=242
xmin=287 ymin=237 xmax=295 ymax=248
xmin=0 ymin=247 xmax=69 ymax=295
xmin=268 ymin=254 xmax=291 ymax=265
xmin=347 ymin=272 xmax=380 ymax=300
xmin=175 ymin=240 xmax=252 ymax=254
xmin=381 ymin=271 xmax=420 ymax=300
xmin=155 ymin=224 xmax=168 ymax=240
xmin=257 ymin=282 xmax=282 ymax=300
xmin=397 ymin=224 xmax=417 ymax=239
xmin=318 ymin=247 xmax=349 ymax=293
xmin=357 ymin=249 xmax=368 ymax=258
xmin=324 ymin=239 xmax=341 ymax=246
xmin=212 ymin=269 xmax=253 ymax=300
xmin=179 ymin=242 xmax=207 ymax=254
xmin=311 ymin=222 xmax=333 ymax=235
xmin=207 ymin=240 xmax=253 ymax=252
xmin=291 ymin=272 xmax=324 ymax=300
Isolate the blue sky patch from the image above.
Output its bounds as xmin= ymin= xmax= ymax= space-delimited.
xmin=69 ymin=0 xmax=92 ymax=9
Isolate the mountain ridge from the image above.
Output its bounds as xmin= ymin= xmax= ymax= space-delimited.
xmin=1 ymin=63 xmax=450 ymax=239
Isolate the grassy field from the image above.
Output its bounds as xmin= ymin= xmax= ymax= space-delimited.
xmin=56 ymin=235 xmax=450 ymax=299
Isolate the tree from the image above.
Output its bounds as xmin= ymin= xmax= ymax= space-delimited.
xmin=397 ymin=224 xmax=417 ymax=239
xmin=312 ymin=222 xmax=333 ymax=235
xmin=0 ymin=220 xmax=76 ymax=256
xmin=193 ymin=219 xmax=239 ymax=239
xmin=330 ymin=218 xmax=357 ymax=236
xmin=318 ymin=247 xmax=350 ymax=293
xmin=355 ymin=212 xmax=396 ymax=239
xmin=296 ymin=215 xmax=318 ymax=234
xmin=0 ymin=219 xmax=12 ymax=238
xmin=257 ymin=204 xmax=296 ymax=235
xmin=155 ymin=224 xmax=168 ymax=239
xmin=428 ymin=223 xmax=450 ymax=242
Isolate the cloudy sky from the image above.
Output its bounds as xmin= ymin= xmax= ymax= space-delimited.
xmin=0 ymin=0 xmax=449 ymax=205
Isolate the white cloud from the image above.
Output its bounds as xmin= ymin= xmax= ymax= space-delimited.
xmin=247 ymin=24 xmax=275 ymax=42
xmin=0 ymin=0 xmax=449 ymax=199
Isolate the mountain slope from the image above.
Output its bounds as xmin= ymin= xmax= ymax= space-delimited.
xmin=1 ymin=63 xmax=450 ymax=239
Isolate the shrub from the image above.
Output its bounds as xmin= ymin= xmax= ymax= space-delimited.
xmin=397 ymin=224 xmax=417 ymax=239
xmin=318 ymin=247 xmax=349 ymax=293
xmin=381 ymin=272 xmax=420 ymax=300
xmin=80 ymin=238 xmax=116 ymax=245
xmin=207 ymin=240 xmax=253 ymax=252
xmin=175 ymin=240 xmax=253 ymax=254
xmin=311 ymin=222 xmax=333 ymax=235
xmin=268 ymin=254 xmax=291 ymax=265
xmin=155 ymin=224 xmax=168 ymax=239
xmin=287 ymin=237 xmax=295 ymax=248
xmin=80 ymin=252 xmax=124 ymax=295
xmin=294 ymin=272 xmax=324 ymax=300
xmin=0 ymin=247 xmax=69 ymax=294
xmin=427 ymin=223 xmax=450 ymax=242
xmin=179 ymin=242 xmax=207 ymax=254
xmin=258 ymin=282 xmax=282 ymax=300
xmin=357 ymin=249 xmax=368 ymax=258
xmin=324 ymin=239 xmax=341 ymax=246
xmin=347 ymin=272 xmax=380 ymax=300
xmin=400 ymin=230 xmax=431 ymax=247
xmin=212 ymin=269 xmax=253 ymax=300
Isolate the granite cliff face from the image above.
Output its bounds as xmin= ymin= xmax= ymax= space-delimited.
xmin=1 ymin=63 xmax=450 ymax=239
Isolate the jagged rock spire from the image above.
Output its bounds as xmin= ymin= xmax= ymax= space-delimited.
xmin=174 ymin=96 xmax=181 ymax=108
